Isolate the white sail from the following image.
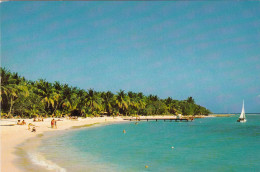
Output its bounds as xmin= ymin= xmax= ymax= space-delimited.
xmin=239 ymin=100 xmax=245 ymax=119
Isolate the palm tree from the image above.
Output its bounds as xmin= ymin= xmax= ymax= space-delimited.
xmin=115 ymin=90 xmax=129 ymax=115
xmin=6 ymin=83 xmax=28 ymax=116
xmin=137 ymin=98 xmax=146 ymax=115
xmin=69 ymin=87 xmax=83 ymax=115
xmin=60 ymin=84 xmax=74 ymax=113
xmin=1 ymin=69 xmax=29 ymax=117
xmin=127 ymin=91 xmax=136 ymax=115
xmin=148 ymin=94 xmax=159 ymax=102
xmin=165 ymin=97 xmax=173 ymax=106
xmin=51 ymin=81 xmax=63 ymax=115
xmin=34 ymin=79 xmax=56 ymax=115
xmin=75 ymin=89 xmax=88 ymax=116
xmin=85 ymin=89 xmax=101 ymax=116
xmin=187 ymin=97 xmax=195 ymax=104
xmin=1 ymin=68 xmax=10 ymax=102
xmin=101 ymin=91 xmax=114 ymax=116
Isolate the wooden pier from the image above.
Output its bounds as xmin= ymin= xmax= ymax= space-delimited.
xmin=123 ymin=118 xmax=194 ymax=122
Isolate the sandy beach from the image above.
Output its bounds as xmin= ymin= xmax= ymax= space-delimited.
xmin=0 ymin=117 xmax=125 ymax=172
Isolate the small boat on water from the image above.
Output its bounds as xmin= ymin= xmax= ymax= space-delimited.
xmin=237 ymin=100 xmax=246 ymax=123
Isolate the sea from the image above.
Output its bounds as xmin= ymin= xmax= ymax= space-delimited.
xmin=17 ymin=114 xmax=260 ymax=172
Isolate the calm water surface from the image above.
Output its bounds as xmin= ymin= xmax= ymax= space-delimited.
xmin=34 ymin=115 xmax=260 ymax=172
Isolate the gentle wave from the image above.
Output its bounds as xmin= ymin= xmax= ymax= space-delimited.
xmin=27 ymin=151 xmax=66 ymax=172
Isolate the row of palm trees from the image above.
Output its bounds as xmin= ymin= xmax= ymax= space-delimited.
xmin=1 ymin=68 xmax=211 ymax=118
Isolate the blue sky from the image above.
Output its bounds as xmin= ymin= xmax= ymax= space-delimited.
xmin=1 ymin=1 xmax=260 ymax=113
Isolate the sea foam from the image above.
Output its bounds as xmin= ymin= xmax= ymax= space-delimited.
xmin=27 ymin=151 xmax=66 ymax=172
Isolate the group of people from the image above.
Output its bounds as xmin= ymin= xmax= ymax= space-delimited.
xmin=17 ymin=119 xmax=37 ymax=132
xmin=33 ymin=117 xmax=44 ymax=122
xmin=51 ymin=118 xmax=57 ymax=129
xmin=69 ymin=116 xmax=78 ymax=120
xmin=17 ymin=120 xmax=26 ymax=125
xmin=17 ymin=118 xmax=58 ymax=132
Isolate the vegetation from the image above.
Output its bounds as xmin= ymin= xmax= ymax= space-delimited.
xmin=0 ymin=68 xmax=211 ymax=118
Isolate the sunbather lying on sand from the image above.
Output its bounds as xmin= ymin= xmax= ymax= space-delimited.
xmin=17 ymin=120 xmax=22 ymax=125
xmin=22 ymin=120 xmax=26 ymax=125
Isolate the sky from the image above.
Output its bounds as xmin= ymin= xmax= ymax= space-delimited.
xmin=1 ymin=1 xmax=260 ymax=113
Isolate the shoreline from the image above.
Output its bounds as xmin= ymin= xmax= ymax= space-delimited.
xmin=1 ymin=115 xmax=211 ymax=171
xmin=1 ymin=117 xmax=125 ymax=172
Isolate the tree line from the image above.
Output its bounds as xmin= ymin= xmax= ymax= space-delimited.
xmin=1 ymin=68 xmax=211 ymax=118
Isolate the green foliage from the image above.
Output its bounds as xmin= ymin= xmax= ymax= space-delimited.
xmin=0 ymin=67 xmax=211 ymax=118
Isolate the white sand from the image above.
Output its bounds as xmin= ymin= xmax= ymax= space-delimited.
xmin=0 ymin=117 xmax=124 ymax=172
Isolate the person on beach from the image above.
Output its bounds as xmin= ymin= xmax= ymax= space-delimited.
xmin=54 ymin=119 xmax=57 ymax=129
xmin=51 ymin=119 xmax=55 ymax=128
xmin=22 ymin=120 xmax=26 ymax=125
xmin=32 ymin=127 xmax=36 ymax=132
xmin=17 ymin=120 xmax=22 ymax=125
xmin=28 ymin=123 xmax=34 ymax=130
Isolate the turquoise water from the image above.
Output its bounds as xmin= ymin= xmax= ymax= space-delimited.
xmin=35 ymin=115 xmax=260 ymax=172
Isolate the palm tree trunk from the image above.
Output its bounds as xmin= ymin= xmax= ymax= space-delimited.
xmin=8 ymin=96 xmax=14 ymax=116
xmin=53 ymin=101 xmax=61 ymax=115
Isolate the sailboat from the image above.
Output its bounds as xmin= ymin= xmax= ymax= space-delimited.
xmin=237 ymin=100 xmax=246 ymax=122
